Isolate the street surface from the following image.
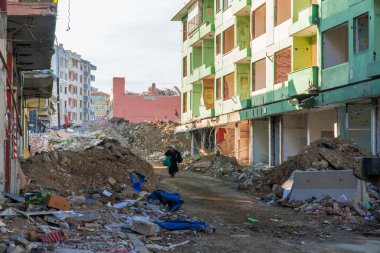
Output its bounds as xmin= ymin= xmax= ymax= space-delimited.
xmin=155 ymin=167 xmax=380 ymax=253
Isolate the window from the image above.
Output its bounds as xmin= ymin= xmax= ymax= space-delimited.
xmin=64 ymin=87 xmax=67 ymax=94
xmin=80 ymin=100 xmax=83 ymax=107
xmin=183 ymin=20 xmax=188 ymax=42
xmin=252 ymin=59 xmax=266 ymax=91
xmin=80 ymin=75 xmax=83 ymax=83
xmin=64 ymin=101 xmax=67 ymax=108
xmin=323 ymin=23 xmax=348 ymax=69
xmin=216 ymin=78 xmax=222 ymax=99
xmin=183 ymin=92 xmax=188 ymax=113
xmin=252 ymin=4 xmax=266 ymax=39
xmin=223 ymin=26 xmax=235 ymax=54
xmin=275 ymin=47 xmax=292 ymax=84
xmin=80 ymin=88 xmax=83 ymax=96
xmin=223 ymin=72 xmax=235 ymax=100
xmin=183 ymin=56 xmax=188 ymax=77
xmin=216 ymin=0 xmax=221 ymax=13
xmin=354 ymin=13 xmax=369 ymax=53
xmin=275 ymin=0 xmax=291 ymax=26
xmin=216 ymin=34 xmax=221 ymax=55
xmin=223 ymin=0 xmax=233 ymax=10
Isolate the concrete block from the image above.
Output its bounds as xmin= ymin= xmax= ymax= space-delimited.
xmin=131 ymin=220 xmax=158 ymax=236
xmin=108 ymin=177 xmax=117 ymax=185
xmin=289 ymin=170 xmax=368 ymax=202
xmin=47 ymin=195 xmax=71 ymax=211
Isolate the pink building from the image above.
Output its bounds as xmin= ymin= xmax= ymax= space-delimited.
xmin=111 ymin=77 xmax=181 ymax=123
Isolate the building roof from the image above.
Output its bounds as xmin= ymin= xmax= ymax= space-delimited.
xmin=171 ymin=0 xmax=196 ymax=21
xmin=91 ymin=91 xmax=109 ymax=97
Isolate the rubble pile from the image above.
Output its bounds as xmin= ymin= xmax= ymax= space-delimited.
xmin=255 ymin=138 xmax=371 ymax=193
xmin=271 ymin=184 xmax=380 ymax=225
xmin=0 ymin=188 xmax=205 ymax=252
xmin=126 ymin=87 xmax=179 ymax=97
xmin=22 ymin=139 xmax=157 ymax=196
xmin=188 ymin=155 xmax=267 ymax=185
xmin=114 ymin=121 xmax=191 ymax=162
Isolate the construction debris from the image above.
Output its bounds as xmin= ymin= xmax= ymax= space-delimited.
xmin=114 ymin=121 xmax=191 ymax=162
xmin=22 ymin=139 xmax=157 ymax=196
xmin=254 ymin=138 xmax=371 ymax=193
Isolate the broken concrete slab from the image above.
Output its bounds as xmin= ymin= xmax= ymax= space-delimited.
xmin=131 ymin=219 xmax=159 ymax=236
xmin=289 ymin=170 xmax=368 ymax=202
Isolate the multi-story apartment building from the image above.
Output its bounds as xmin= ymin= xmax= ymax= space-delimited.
xmin=90 ymin=91 xmax=110 ymax=120
xmin=51 ymin=44 xmax=97 ymax=127
xmin=173 ymin=0 xmax=380 ymax=165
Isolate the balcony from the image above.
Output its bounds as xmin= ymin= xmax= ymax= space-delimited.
xmin=84 ymin=84 xmax=89 ymax=90
xmin=321 ymin=63 xmax=349 ymax=90
xmin=83 ymin=95 xmax=89 ymax=101
xmin=232 ymin=0 xmax=251 ymax=16
xmin=223 ymin=47 xmax=251 ymax=66
xmin=188 ymin=22 xmax=215 ymax=47
xmin=288 ymin=66 xmax=318 ymax=98
xmin=199 ymin=106 xmax=215 ymax=119
xmin=215 ymin=97 xmax=251 ymax=116
xmin=91 ymin=75 xmax=95 ymax=81
xmin=289 ymin=4 xmax=319 ymax=37
xmin=181 ymin=111 xmax=193 ymax=124
xmin=83 ymin=71 xmax=89 ymax=77
xmin=184 ymin=64 xmax=215 ymax=86
xmin=367 ymin=61 xmax=380 ymax=78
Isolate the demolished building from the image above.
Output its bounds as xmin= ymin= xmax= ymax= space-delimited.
xmin=0 ymin=0 xmax=57 ymax=196
xmin=109 ymin=77 xmax=181 ymax=123
xmin=172 ymin=0 xmax=380 ymax=165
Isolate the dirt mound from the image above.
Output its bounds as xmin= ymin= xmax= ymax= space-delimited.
xmin=114 ymin=121 xmax=191 ymax=160
xmin=189 ymin=154 xmax=244 ymax=176
xmin=257 ymin=138 xmax=371 ymax=192
xmin=22 ymin=139 xmax=157 ymax=196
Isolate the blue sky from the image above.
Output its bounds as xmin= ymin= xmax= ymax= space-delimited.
xmin=56 ymin=0 xmax=185 ymax=94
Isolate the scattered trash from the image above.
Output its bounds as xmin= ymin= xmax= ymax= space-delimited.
xmin=247 ymin=218 xmax=259 ymax=223
xmin=149 ymin=190 xmax=184 ymax=212
xmin=155 ymin=219 xmax=209 ymax=232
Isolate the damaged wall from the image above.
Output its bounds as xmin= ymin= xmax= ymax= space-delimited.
xmin=282 ymin=113 xmax=307 ymax=161
xmin=307 ymin=109 xmax=337 ymax=144
xmin=112 ymin=78 xmax=181 ymax=123
xmin=253 ymin=119 xmax=269 ymax=164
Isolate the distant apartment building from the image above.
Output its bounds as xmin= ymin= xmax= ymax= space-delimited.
xmin=109 ymin=78 xmax=181 ymax=123
xmin=51 ymin=44 xmax=97 ymax=127
xmin=90 ymin=91 xmax=110 ymax=120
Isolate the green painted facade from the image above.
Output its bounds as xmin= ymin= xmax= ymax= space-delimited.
xmin=174 ymin=0 xmax=380 ymax=128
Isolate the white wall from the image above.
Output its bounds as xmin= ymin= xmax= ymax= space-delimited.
xmin=323 ymin=23 xmax=348 ymax=68
xmin=282 ymin=113 xmax=307 ymax=161
xmin=253 ymin=119 xmax=269 ymax=164
xmin=307 ymin=109 xmax=337 ymax=144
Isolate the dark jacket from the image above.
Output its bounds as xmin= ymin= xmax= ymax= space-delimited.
xmin=165 ymin=149 xmax=180 ymax=174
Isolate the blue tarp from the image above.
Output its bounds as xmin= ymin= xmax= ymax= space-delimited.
xmin=130 ymin=172 xmax=146 ymax=193
xmin=155 ymin=219 xmax=209 ymax=232
xmin=148 ymin=190 xmax=184 ymax=212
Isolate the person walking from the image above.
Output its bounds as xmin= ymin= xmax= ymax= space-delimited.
xmin=164 ymin=145 xmax=182 ymax=178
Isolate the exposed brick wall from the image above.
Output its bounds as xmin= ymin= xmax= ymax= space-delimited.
xmin=275 ymin=47 xmax=292 ymax=84
xmin=112 ymin=77 xmax=181 ymax=123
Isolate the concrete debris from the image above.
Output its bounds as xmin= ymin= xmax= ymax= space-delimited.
xmin=114 ymin=121 xmax=191 ymax=163
xmin=255 ymin=138 xmax=370 ymax=193
xmin=22 ymin=139 xmax=157 ymax=196
xmin=188 ymin=155 xmax=267 ymax=191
